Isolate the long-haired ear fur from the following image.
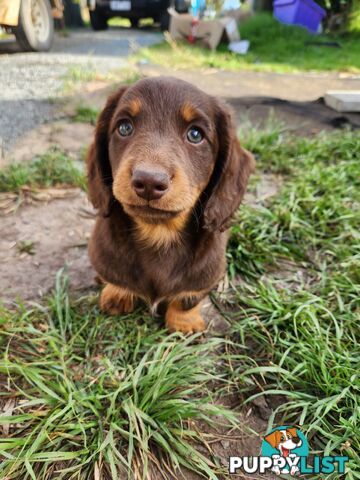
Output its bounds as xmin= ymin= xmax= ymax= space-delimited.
xmin=87 ymin=87 xmax=127 ymax=216
xmin=202 ymin=101 xmax=255 ymax=232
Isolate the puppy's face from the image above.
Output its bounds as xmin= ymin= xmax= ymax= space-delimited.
xmin=109 ymin=78 xmax=218 ymax=223
xmin=265 ymin=428 xmax=302 ymax=455
xmin=87 ymin=76 xmax=255 ymax=232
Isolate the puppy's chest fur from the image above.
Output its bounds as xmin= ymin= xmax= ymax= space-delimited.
xmin=89 ymin=211 xmax=226 ymax=303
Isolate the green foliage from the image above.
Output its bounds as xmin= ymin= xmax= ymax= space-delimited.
xmin=228 ymin=127 xmax=360 ymax=278
xmin=74 ymin=105 xmax=99 ymax=124
xmin=0 ymin=149 xmax=86 ymax=192
xmin=62 ymin=65 xmax=98 ymax=93
xmin=138 ymin=13 xmax=360 ymax=73
xmin=0 ymin=273 xmax=234 ymax=479
xmin=223 ymin=125 xmax=360 ymax=479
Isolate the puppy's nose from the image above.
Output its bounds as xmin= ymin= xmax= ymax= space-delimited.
xmin=293 ymin=436 xmax=301 ymax=444
xmin=131 ymin=169 xmax=170 ymax=201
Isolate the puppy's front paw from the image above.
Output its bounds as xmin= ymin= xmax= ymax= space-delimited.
xmin=99 ymin=284 xmax=134 ymax=315
xmin=165 ymin=305 xmax=206 ymax=334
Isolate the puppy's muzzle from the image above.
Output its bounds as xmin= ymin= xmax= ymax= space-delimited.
xmin=131 ymin=169 xmax=170 ymax=201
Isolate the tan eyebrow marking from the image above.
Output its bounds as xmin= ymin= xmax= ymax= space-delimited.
xmin=181 ymin=102 xmax=199 ymax=123
xmin=127 ymin=97 xmax=142 ymax=116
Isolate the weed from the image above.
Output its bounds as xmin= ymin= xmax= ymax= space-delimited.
xmin=74 ymin=105 xmax=99 ymax=125
xmin=0 ymin=148 xmax=86 ymax=193
xmin=16 ymin=240 xmax=35 ymax=256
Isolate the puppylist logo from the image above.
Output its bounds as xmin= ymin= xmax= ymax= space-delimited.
xmin=229 ymin=426 xmax=349 ymax=476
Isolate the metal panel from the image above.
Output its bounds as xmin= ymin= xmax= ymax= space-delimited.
xmin=0 ymin=0 xmax=21 ymax=26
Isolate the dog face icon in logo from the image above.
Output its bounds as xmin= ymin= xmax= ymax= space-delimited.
xmin=261 ymin=426 xmax=309 ymax=476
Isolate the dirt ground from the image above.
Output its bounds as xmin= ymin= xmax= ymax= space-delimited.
xmin=0 ymin=190 xmax=95 ymax=301
xmin=0 ymin=68 xmax=358 ymax=478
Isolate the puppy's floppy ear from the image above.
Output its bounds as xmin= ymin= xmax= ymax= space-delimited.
xmin=202 ymin=101 xmax=255 ymax=232
xmin=265 ymin=430 xmax=281 ymax=449
xmin=87 ymin=87 xmax=127 ymax=216
xmin=288 ymin=428 xmax=298 ymax=438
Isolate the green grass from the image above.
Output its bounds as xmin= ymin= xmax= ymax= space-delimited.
xmin=138 ymin=13 xmax=360 ymax=73
xmin=228 ymin=126 xmax=360 ymax=277
xmin=222 ymin=125 xmax=360 ymax=479
xmin=0 ymin=30 xmax=11 ymax=40
xmin=73 ymin=105 xmax=99 ymax=125
xmin=0 ymin=148 xmax=86 ymax=193
xmin=0 ymin=126 xmax=359 ymax=478
xmin=0 ymin=273 xmax=235 ymax=479
xmin=108 ymin=17 xmax=154 ymax=28
xmin=61 ymin=64 xmax=142 ymax=95
xmin=108 ymin=17 xmax=131 ymax=27
xmin=61 ymin=66 xmax=100 ymax=94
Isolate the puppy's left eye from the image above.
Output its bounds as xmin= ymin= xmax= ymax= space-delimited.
xmin=187 ymin=127 xmax=203 ymax=144
xmin=118 ymin=119 xmax=134 ymax=137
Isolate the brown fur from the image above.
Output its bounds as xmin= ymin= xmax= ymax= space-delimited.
xmin=134 ymin=211 xmax=190 ymax=250
xmin=99 ymin=283 xmax=135 ymax=315
xmin=166 ymin=299 xmax=205 ymax=333
xmin=127 ymin=97 xmax=142 ymax=117
xmin=87 ymin=77 xmax=254 ymax=333
xmin=181 ymin=102 xmax=199 ymax=123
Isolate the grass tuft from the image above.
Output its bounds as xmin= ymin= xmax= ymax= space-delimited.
xmin=62 ymin=66 xmax=99 ymax=93
xmin=73 ymin=105 xmax=99 ymax=125
xmin=0 ymin=148 xmax=86 ymax=193
xmin=228 ymin=126 xmax=360 ymax=278
xmin=222 ymin=124 xmax=360 ymax=479
xmin=0 ymin=272 xmax=235 ymax=479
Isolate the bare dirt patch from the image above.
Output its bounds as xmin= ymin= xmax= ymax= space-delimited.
xmin=1 ymin=121 xmax=94 ymax=167
xmin=0 ymin=190 xmax=96 ymax=303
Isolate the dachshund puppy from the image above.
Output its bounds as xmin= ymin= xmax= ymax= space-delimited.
xmin=87 ymin=76 xmax=254 ymax=333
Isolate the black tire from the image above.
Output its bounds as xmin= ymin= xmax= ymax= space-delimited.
xmin=14 ymin=0 xmax=54 ymax=52
xmin=159 ymin=10 xmax=170 ymax=31
xmin=130 ymin=18 xmax=139 ymax=28
xmin=89 ymin=8 xmax=108 ymax=31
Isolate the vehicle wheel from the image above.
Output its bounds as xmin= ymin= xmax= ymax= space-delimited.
xmin=14 ymin=0 xmax=54 ymax=52
xmin=89 ymin=8 xmax=108 ymax=31
xmin=159 ymin=10 xmax=170 ymax=31
xmin=130 ymin=18 xmax=139 ymax=28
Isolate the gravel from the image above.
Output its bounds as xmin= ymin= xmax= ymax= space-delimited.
xmin=0 ymin=28 xmax=161 ymax=155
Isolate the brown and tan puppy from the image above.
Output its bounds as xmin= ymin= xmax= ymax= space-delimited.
xmin=87 ymin=76 xmax=254 ymax=333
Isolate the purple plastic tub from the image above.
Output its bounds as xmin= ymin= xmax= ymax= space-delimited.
xmin=273 ymin=0 xmax=326 ymax=33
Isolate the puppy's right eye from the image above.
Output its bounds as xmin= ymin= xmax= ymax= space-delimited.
xmin=118 ymin=120 xmax=134 ymax=137
xmin=187 ymin=126 xmax=203 ymax=144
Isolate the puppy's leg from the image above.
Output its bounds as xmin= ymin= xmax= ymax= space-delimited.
xmin=99 ymin=283 xmax=135 ymax=315
xmin=165 ymin=293 xmax=207 ymax=334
